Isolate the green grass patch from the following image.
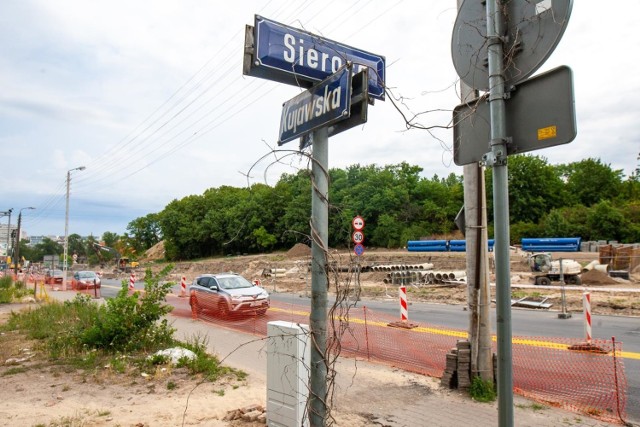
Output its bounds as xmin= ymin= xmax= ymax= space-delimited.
xmin=469 ymin=376 xmax=496 ymax=402
xmin=0 ymin=265 xmax=243 ymax=387
xmin=2 ymin=366 xmax=28 ymax=376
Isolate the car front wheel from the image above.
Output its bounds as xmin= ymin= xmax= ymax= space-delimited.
xmin=218 ymin=301 xmax=230 ymax=317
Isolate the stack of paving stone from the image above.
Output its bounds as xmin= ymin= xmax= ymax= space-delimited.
xmin=440 ymin=340 xmax=472 ymax=390
xmin=456 ymin=340 xmax=472 ymax=390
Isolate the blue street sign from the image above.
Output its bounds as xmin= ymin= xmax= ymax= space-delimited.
xmin=247 ymin=15 xmax=386 ymax=101
xmin=278 ymin=64 xmax=352 ymax=145
xmin=354 ymin=243 xmax=365 ymax=257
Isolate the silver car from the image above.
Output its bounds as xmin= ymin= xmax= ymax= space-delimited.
xmin=189 ymin=273 xmax=270 ymax=317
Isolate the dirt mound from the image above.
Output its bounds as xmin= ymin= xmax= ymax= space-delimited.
xmin=142 ymin=241 xmax=165 ymax=262
xmin=581 ymin=269 xmax=618 ymax=285
xmin=286 ymin=243 xmax=311 ymax=258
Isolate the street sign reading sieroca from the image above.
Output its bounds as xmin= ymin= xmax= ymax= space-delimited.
xmin=243 ymin=15 xmax=386 ymax=101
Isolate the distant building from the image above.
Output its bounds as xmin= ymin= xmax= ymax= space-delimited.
xmin=28 ymin=235 xmax=60 ymax=246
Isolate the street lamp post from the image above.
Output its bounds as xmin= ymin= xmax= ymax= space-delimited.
xmin=1 ymin=209 xmax=13 ymax=272
xmin=63 ymin=166 xmax=86 ymax=291
xmin=14 ymin=207 xmax=35 ymax=275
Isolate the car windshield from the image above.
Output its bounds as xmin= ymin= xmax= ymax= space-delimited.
xmin=49 ymin=270 xmax=63 ymax=276
xmin=216 ymin=276 xmax=253 ymax=290
xmin=78 ymin=272 xmax=96 ymax=279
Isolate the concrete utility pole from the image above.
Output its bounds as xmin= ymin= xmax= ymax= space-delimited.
xmin=63 ymin=166 xmax=86 ymax=291
xmin=309 ymin=126 xmax=329 ymax=426
xmin=457 ymin=1 xmax=493 ymax=386
xmin=14 ymin=207 xmax=35 ymax=274
xmin=1 ymin=209 xmax=13 ymax=273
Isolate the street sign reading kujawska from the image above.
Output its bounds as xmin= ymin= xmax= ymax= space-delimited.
xmin=278 ymin=64 xmax=352 ymax=145
xmin=244 ymin=15 xmax=386 ymax=101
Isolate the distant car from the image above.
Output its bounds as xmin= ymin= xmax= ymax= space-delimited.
xmin=71 ymin=271 xmax=101 ymax=290
xmin=45 ymin=269 xmax=64 ymax=285
xmin=189 ymin=273 xmax=270 ymax=317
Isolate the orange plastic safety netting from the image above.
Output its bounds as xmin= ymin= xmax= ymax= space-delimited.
xmin=188 ymin=300 xmax=628 ymax=423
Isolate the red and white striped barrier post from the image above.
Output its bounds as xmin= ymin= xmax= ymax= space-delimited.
xmin=129 ymin=273 xmax=136 ymax=291
xmin=399 ymin=285 xmax=408 ymax=323
xmin=180 ymin=276 xmax=187 ymax=297
xmin=583 ymin=291 xmax=592 ymax=343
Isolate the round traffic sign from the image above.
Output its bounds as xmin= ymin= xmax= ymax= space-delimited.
xmin=354 ymin=243 xmax=365 ymax=256
xmin=452 ymin=0 xmax=572 ymax=91
xmin=352 ymin=231 xmax=364 ymax=244
xmin=352 ymin=215 xmax=365 ymax=231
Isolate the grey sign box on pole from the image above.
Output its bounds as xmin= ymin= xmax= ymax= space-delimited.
xmin=452 ymin=0 xmax=573 ymax=91
xmin=453 ymin=65 xmax=577 ymax=166
xmin=299 ymin=68 xmax=369 ymax=150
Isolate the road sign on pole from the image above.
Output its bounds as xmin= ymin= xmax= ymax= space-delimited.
xmin=354 ymin=243 xmax=365 ymax=257
xmin=452 ymin=0 xmax=573 ymax=91
xmin=278 ymin=64 xmax=352 ymax=145
xmin=352 ymin=216 xmax=365 ymax=231
xmin=244 ymin=15 xmax=386 ymax=100
xmin=453 ymin=66 xmax=577 ymax=165
xmin=352 ymin=231 xmax=364 ymax=245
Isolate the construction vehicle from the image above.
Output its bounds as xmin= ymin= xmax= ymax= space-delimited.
xmin=92 ymin=243 xmax=139 ymax=273
xmin=528 ymin=253 xmax=582 ymax=286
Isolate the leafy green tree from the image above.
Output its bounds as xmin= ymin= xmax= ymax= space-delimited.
xmin=253 ymin=226 xmax=277 ymax=251
xmin=486 ymin=155 xmax=565 ymax=224
xmin=541 ymin=210 xmax=571 ymax=237
xmin=586 ymin=201 xmax=628 ymax=242
xmin=68 ymin=234 xmax=86 ymax=260
xmin=101 ymin=231 xmax=119 ymax=248
xmin=560 ymin=158 xmax=623 ymax=207
xmin=126 ymin=213 xmax=162 ymax=253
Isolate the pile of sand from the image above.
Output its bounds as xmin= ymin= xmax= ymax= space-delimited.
xmin=286 ymin=243 xmax=311 ymax=258
xmin=581 ymin=269 xmax=618 ymax=285
xmin=141 ymin=240 xmax=165 ymax=262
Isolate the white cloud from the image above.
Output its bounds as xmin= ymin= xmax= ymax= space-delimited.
xmin=1 ymin=0 xmax=639 ymax=237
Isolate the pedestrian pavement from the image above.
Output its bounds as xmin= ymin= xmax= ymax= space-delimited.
xmin=5 ymin=289 xmax=628 ymax=427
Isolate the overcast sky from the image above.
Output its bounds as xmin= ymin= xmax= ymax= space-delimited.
xmin=1 ymin=1 xmax=638 ymax=239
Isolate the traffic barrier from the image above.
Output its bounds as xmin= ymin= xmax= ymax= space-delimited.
xmin=128 ymin=273 xmax=136 ymax=291
xmin=399 ymin=286 xmax=408 ymax=322
xmin=188 ymin=300 xmax=628 ymax=424
xmin=180 ymin=276 xmax=187 ymax=297
xmin=584 ymin=292 xmax=592 ymax=343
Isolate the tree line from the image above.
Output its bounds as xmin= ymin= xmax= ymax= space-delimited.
xmin=21 ymin=155 xmax=640 ymax=263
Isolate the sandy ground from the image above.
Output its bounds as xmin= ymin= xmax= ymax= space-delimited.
xmin=0 ymin=304 xmax=454 ymax=427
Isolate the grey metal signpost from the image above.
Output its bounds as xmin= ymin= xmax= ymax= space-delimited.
xmin=244 ymin=15 xmax=384 ymax=426
xmin=452 ymin=1 xmax=573 ymax=425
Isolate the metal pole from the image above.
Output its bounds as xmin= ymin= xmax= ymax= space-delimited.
xmin=6 ymin=209 xmax=12 ymax=272
xmin=62 ymin=166 xmax=85 ymax=291
xmin=14 ymin=212 xmax=22 ymax=276
xmin=309 ymin=126 xmax=329 ymax=426
xmin=485 ymin=1 xmax=513 ymax=425
xmin=7 ymin=209 xmax=12 ymax=261
xmin=63 ymin=170 xmax=71 ymax=291
xmin=558 ymin=257 xmax=571 ymax=319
